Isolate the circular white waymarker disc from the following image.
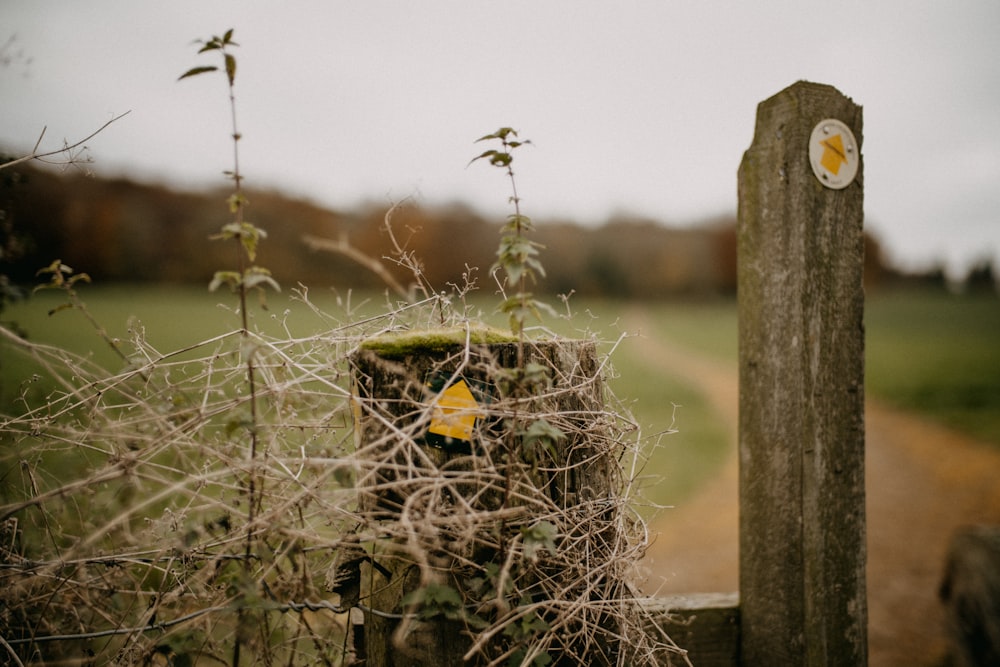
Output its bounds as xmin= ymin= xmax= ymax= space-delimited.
xmin=809 ymin=118 xmax=859 ymax=189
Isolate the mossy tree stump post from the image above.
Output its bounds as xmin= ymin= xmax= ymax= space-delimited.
xmin=737 ymin=81 xmax=867 ymax=666
xmin=349 ymin=331 xmax=625 ymax=666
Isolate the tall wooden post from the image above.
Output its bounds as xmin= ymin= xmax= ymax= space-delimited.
xmin=737 ymin=81 xmax=867 ymax=665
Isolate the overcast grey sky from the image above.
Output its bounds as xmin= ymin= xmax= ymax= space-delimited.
xmin=2 ymin=1 xmax=998 ymax=277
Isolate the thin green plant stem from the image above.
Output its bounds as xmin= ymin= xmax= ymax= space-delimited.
xmin=180 ymin=29 xmax=271 ymax=667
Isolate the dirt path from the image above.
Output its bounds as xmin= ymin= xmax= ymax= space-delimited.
xmin=624 ymin=308 xmax=1000 ymax=666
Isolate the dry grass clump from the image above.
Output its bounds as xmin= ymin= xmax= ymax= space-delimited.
xmin=0 ymin=293 xmax=685 ymax=666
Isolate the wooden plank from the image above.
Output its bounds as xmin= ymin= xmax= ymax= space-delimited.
xmin=641 ymin=594 xmax=740 ymax=667
xmin=737 ymin=81 xmax=867 ymax=666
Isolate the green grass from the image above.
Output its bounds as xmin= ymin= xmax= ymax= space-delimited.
xmin=1 ymin=285 xmax=398 ymax=401
xmin=515 ymin=298 xmax=733 ymax=508
xmin=1 ymin=288 xmax=730 ymax=509
xmin=865 ymin=289 xmax=1000 ymax=443
xmin=634 ymin=300 xmax=737 ymax=506
xmin=567 ymin=300 xmax=737 ymax=509
xmin=638 ymin=299 xmax=739 ymax=365
xmin=625 ymin=291 xmax=1000 ymax=448
xmin=605 ymin=343 xmax=729 ymax=510
xmin=5 ymin=285 xmax=995 ymax=513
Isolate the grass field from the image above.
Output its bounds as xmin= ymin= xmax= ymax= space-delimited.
xmin=864 ymin=289 xmax=1000 ymax=443
xmin=2 ymin=285 xmax=998 ymax=510
xmin=621 ymin=290 xmax=1000 ymax=448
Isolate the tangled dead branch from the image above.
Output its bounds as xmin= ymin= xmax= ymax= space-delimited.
xmin=0 ymin=292 xmax=686 ymax=666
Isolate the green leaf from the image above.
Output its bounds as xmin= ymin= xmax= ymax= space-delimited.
xmin=211 ymin=221 xmax=267 ymax=261
xmin=475 ymin=127 xmax=516 ymax=143
xmin=500 ymin=261 xmax=526 ymax=286
xmin=210 ymin=222 xmax=240 ymax=241
xmin=495 ymin=235 xmax=545 ymax=284
xmin=225 ymin=414 xmax=254 ymax=436
xmin=227 ymin=192 xmax=249 ymax=214
xmin=465 ymin=612 xmax=490 ymax=630
xmin=178 ymin=65 xmax=218 ymax=81
xmin=402 ymin=583 xmax=464 ymax=620
xmin=502 ymin=607 xmax=550 ymax=647
xmin=47 ymin=302 xmax=74 ymax=316
xmin=243 ymin=267 xmax=280 ymax=293
xmin=208 ymin=270 xmax=241 ymax=292
xmin=468 ymin=148 xmax=503 ymax=168
xmin=523 ymin=417 xmax=566 ymax=443
xmin=498 ymin=295 xmax=537 ymax=335
xmin=35 ymin=259 xmax=71 ymax=277
xmin=67 ymin=272 xmax=92 ymax=287
xmin=239 ymin=226 xmax=261 ymax=261
xmin=521 ymin=520 xmax=558 ymax=560
xmin=504 ymin=213 xmax=535 ymax=232
xmin=489 ymin=152 xmax=512 ymax=167
xmin=520 ymin=418 xmax=566 ymax=461
xmin=224 ymin=53 xmax=237 ymax=86
xmin=521 ymin=362 xmax=552 ymax=389
xmin=526 ymin=256 xmax=546 ymax=279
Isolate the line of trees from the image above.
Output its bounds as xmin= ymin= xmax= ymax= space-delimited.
xmin=0 ymin=163 xmax=954 ymax=299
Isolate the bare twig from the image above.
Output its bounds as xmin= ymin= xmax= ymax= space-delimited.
xmin=0 ymin=111 xmax=131 ymax=171
xmin=0 ymin=289 xmax=679 ymax=666
xmin=302 ymin=232 xmax=409 ymax=300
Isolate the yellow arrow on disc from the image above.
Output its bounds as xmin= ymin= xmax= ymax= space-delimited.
xmin=809 ymin=118 xmax=858 ymax=190
xmin=428 ymin=379 xmax=482 ymax=441
xmin=820 ymin=133 xmax=848 ymax=176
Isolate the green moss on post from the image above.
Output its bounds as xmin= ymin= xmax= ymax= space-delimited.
xmin=359 ymin=325 xmax=519 ymax=359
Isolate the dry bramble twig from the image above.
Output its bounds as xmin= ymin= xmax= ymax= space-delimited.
xmin=0 ymin=31 xmax=687 ymax=665
xmin=0 ymin=284 xmax=688 ymax=666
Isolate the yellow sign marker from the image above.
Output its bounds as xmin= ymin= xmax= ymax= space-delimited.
xmin=809 ymin=118 xmax=859 ymax=190
xmin=428 ymin=379 xmax=481 ymax=442
xmin=819 ymin=133 xmax=847 ymax=175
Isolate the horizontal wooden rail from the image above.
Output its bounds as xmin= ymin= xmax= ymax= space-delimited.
xmin=641 ymin=594 xmax=740 ymax=666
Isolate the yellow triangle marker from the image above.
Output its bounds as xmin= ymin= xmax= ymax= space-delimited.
xmin=428 ymin=379 xmax=481 ymax=441
xmin=820 ymin=133 xmax=847 ymax=176
xmin=809 ymin=119 xmax=858 ymax=190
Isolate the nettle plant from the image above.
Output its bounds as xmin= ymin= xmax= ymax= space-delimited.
xmin=179 ymin=30 xmax=284 ymax=667
xmin=0 ymin=29 xmax=684 ymax=667
xmin=471 ymin=127 xmax=553 ymax=341
xmin=179 ymin=29 xmax=280 ymax=308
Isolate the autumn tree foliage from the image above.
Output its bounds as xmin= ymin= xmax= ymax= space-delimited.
xmin=4 ymin=164 xmax=746 ymax=298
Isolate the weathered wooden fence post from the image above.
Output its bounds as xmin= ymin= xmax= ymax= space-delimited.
xmin=737 ymin=81 xmax=867 ymax=665
xmin=349 ymin=333 xmax=631 ymax=666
